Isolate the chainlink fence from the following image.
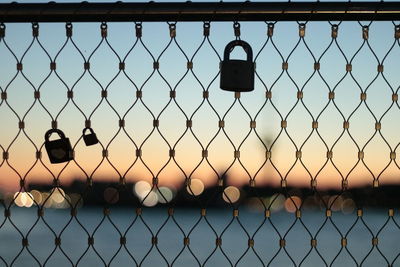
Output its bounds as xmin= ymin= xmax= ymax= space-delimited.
xmin=1 ymin=2 xmax=400 ymax=266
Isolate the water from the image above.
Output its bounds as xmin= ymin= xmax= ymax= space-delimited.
xmin=1 ymin=207 xmax=399 ymax=266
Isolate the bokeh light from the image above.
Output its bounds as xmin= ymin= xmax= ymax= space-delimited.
xmin=13 ymin=192 xmax=27 ymax=207
xmin=104 ymin=187 xmax=119 ymax=204
xmin=319 ymin=195 xmax=331 ymax=210
xmin=42 ymin=192 xmax=53 ymax=208
xmin=51 ymin=188 xmax=66 ymax=204
xmin=222 ymin=186 xmax=240 ymax=203
xmin=70 ymin=193 xmax=84 ymax=208
xmin=270 ymin=194 xmax=285 ymax=212
xmin=157 ymin=187 xmax=174 ymax=203
xmin=328 ymin=195 xmax=343 ymax=212
xmin=245 ymin=197 xmax=264 ymax=212
xmin=142 ymin=191 xmax=158 ymax=207
xmin=284 ymin=196 xmax=302 ymax=213
xmin=30 ymin=190 xmax=43 ymax=205
xmin=24 ymin=193 xmax=34 ymax=208
xmin=186 ymin=179 xmax=204 ymax=196
xmin=341 ymin=198 xmax=356 ymax=214
xmin=134 ymin=180 xmax=152 ymax=199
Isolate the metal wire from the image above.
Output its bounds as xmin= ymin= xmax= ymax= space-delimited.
xmin=1 ymin=15 xmax=400 ymax=267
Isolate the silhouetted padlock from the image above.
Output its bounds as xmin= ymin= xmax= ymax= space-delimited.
xmin=83 ymin=127 xmax=99 ymax=146
xmin=44 ymin=129 xmax=74 ymax=164
xmin=220 ymin=40 xmax=255 ymax=92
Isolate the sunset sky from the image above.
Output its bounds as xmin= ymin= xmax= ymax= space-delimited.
xmin=1 ymin=19 xmax=400 ymax=193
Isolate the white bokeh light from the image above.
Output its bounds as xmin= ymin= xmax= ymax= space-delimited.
xmin=24 ymin=193 xmax=34 ymax=208
xmin=142 ymin=191 xmax=158 ymax=207
xmin=13 ymin=192 xmax=27 ymax=207
xmin=51 ymin=188 xmax=66 ymax=204
xmin=157 ymin=187 xmax=174 ymax=203
xmin=134 ymin=180 xmax=152 ymax=199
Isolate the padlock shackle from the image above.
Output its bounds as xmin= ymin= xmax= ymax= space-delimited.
xmin=83 ymin=127 xmax=95 ymax=135
xmin=223 ymin=40 xmax=253 ymax=62
xmin=45 ymin=129 xmax=66 ymax=142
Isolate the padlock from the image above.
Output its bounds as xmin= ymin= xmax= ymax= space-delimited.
xmin=83 ymin=127 xmax=99 ymax=146
xmin=44 ymin=129 xmax=74 ymax=164
xmin=220 ymin=40 xmax=255 ymax=92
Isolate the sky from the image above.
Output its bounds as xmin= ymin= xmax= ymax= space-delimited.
xmin=0 ymin=16 xmax=400 ymax=193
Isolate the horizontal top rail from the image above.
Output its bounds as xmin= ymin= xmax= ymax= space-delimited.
xmin=0 ymin=1 xmax=400 ymax=22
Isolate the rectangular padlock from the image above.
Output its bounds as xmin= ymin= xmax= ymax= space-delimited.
xmin=44 ymin=129 xmax=74 ymax=164
xmin=83 ymin=127 xmax=99 ymax=146
xmin=220 ymin=40 xmax=255 ymax=92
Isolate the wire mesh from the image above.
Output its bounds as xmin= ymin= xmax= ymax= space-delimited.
xmin=0 ymin=17 xmax=400 ymax=267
